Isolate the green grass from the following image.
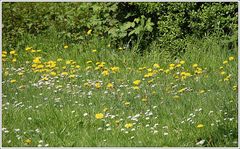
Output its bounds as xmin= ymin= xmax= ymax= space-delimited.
xmin=2 ymin=31 xmax=238 ymax=147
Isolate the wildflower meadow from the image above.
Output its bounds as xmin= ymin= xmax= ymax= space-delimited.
xmin=2 ymin=2 xmax=238 ymax=147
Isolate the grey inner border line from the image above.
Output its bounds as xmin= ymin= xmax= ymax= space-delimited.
xmin=0 ymin=0 xmax=239 ymax=149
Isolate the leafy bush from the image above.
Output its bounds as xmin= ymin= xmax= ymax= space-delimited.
xmin=3 ymin=2 xmax=238 ymax=54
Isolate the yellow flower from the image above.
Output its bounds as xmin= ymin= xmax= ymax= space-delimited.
xmin=86 ymin=66 xmax=92 ymax=70
xmin=12 ymin=58 xmax=17 ymax=62
xmin=102 ymin=70 xmax=109 ymax=76
xmin=142 ymin=98 xmax=148 ymax=102
xmin=144 ymin=72 xmax=154 ymax=78
xmin=195 ymin=67 xmax=203 ymax=74
xmin=175 ymin=64 xmax=181 ymax=68
xmin=180 ymin=60 xmax=185 ymax=64
xmin=87 ymin=29 xmax=92 ymax=35
xmin=164 ymin=69 xmax=170 ymax=73
xmin=69 ymin=75 xmax=75 ymax=78
xmin=169 ymin=64 xmax=175 ymax=67
xmin=25 ymin=47 xmax=32 ymax=51
xmin=224 ymin=75 xmax=231 ymax=81
xmin=173 ymin=95 xmax=180 ymax=99
xmin=133 ymin=80 xmax=141 ymax=86
xmin=36 ymin=64 xmax=44 ymax=69
xmin=61 ymin=72 xmax=68 ymax=76
xmin=220 ymin=71 xmax=226 ymax=75
xmin=33 ymin=57 xmax=41 ymax=64
xmin=196 ymin=124 xmax=204 ymax=128
xmin=10 ymin=50 xmax=16 ymax=55
xmin=10 ymin=80 xmax=17 ymax=83
xmin=50 ymin=72 xmax=57 ymax=76
xmin=138 ymin=67 xmax=146 ymax=71
xmin=153 ymin=63 xmax=160 ymax=69
xmin=2 ymin=51 xmax=7 ymax=55
xmin=84 ymin=82 xmax=90 ymax=87
xmin=148 ymin=79 xmax=154 ymax=84
xmin=95 ymin=82 xmax=101 ymax=89
xmin=233 ymin=85 xmax=237 ymax=91
xmin=57 ymin=58 xmax=63 ymax=62
xmin=24 ymin=139 xmax=32 ymax=145
xmin=192 ymin=64 xmax=198 ymax=68
xmin=18 ymin=72 xmax=24 ymax=76
xmin=107 ymin=83 xmax=113 ymax=89
xmin=4 ymin=71 xmax=9 ymax=76
xmin=2 ymin=54 xmax=6 ymax=58
xmin=133 ymin=86 xmax=140 ymax=90
xmin=111 ymin=66 xmax=120 ymax=73
xmin=223 ymin=61 xmax=228 ymax=64
xmin=180 ymin=72 xmax=191 ymax=79
xmin=64 ymin=45 xmax=68 ymax=49
xmin=125 ymin=123 xmax=133 ymax=128
xmin=86 ymin=61 xmax=93 ymax=64
xmin=178 ymin=88 xmax=186 ymax=93
xmin=229 ymin=56 xmax=234 ymax=61
xmin=97 ymin=62 xmax=105 ymax=69
xmin=92 ymin=49 xmax=97 ymax=53
xmin=103 ymin=108 xmax=108 ymax=112
xmin=46 ymin=61 xmax=56 ymax=68
xmin=115 ymin=120 xmax=120 ymax=125
xmin=75 ymin=65 xmax=81 ymax=69
xmin=124 ymin=102 xmax=130 ymax=106
xmin=42 ymin=77 xmax=49 ymax=81
xmin=95 ymin=113 xmax=104 ymax=119
xmin=31 ymin=50 xmax=36 ymax=53
xmin=66 ymin=60 xmax=71 ymax=65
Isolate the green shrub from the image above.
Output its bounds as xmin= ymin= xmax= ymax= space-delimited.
xmin=3 ymin=2 xmax=237 ymax=54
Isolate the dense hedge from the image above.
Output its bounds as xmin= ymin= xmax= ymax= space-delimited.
xmin=3 ymin=2 xmax=238 ymax=53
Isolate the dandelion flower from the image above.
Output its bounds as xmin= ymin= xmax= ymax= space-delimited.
xmin=24 ymin=139 xmax=32 ymax=145
xmin=153 ymin=63 xmax=160 ymax=69
xmin=10 ymin=80 xmax=17 ymax=83
xmin=220 ymin=71 xmax=226 ymax=75
xmin=124 ymin=102 xmax=130 ymax=106
xmin=87 ymin=29 xmax=92 ymax=35
xmin=196 ymin=124 xmax=204 ymax=128
xmin=64 ymin=45 xmax=68 ymax=49
xmin=192 ymin=64 xmax=198 ymax=68
xmin=102 ymin=70 xmax=109 ymax=76
xmin=92 ymin=49 xmax=97 ymax=53
xmin=107 ymin=83 xmax=113 ymax=89
xmin=50 ymin=72 xmax=57 ymax=76
xmin=95 ymin=113 xmax=104 ymax=119
xmin=111 ymin=66 xmax=120 ymax=73
xmin=10 ymin=50 xmax=16 ymax=55
xmin=223 ymin=61 xmax=228 ymax=64
xmin=12 ymin=58 xmax=17 ymax=62
xmin=229 ymin=56 xmax=234 ymax=61
xmin=180 ymin=60 xmax=185 ymax=64
xmin=133 ymin=86 xmax=140 ymax=90
xmin=125 ymin=123 xmax=133 ymax=128
xmin=95 ymin=82 xmax=101 ymax=89
xmin=33 ymin=57 xmax=41 ymax=64
xmin=133 ymin=80 xmax=141 ymax=86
